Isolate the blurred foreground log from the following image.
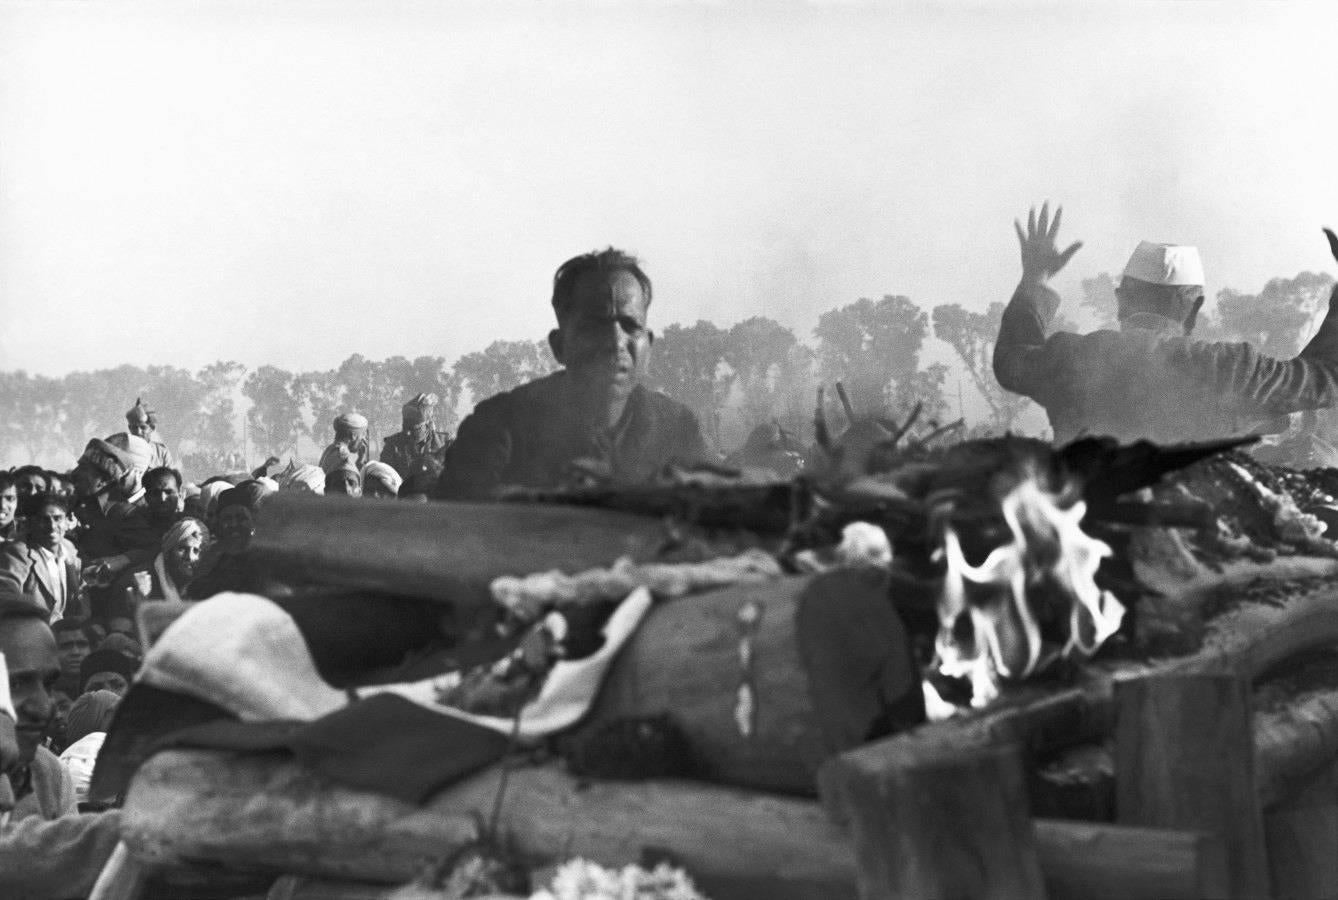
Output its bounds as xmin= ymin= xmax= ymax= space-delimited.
xmin=822 ymin=742 xmax=1045 ymax=899
xmin=249 ymin=493 xmax=699 ymax=610
xmin=1115 ymin=672 xmax=1268 ymax=899
xmin=120 ymin=749 xmax=1228 ymax=900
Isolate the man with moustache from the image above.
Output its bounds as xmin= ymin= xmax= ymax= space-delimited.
xmin=0 ymin=590 xmax=121 ymax=897
xmin=436 ymin=248 xmax=709 ymax=499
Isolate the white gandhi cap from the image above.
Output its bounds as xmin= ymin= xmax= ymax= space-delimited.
xmin=1122 ymin=241 xmax=1204 ymax=287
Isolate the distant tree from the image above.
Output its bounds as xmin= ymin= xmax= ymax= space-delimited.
xmin=723 ymin=317 xmax=801 ymax=426
xmin=189 ymin=361 xmax=247 ymax=474
xmin=813 ymin=295 xmax=933 ymax=416
xmin=1078 ymin=272 xmax=1120 ymax=331
xmin=643 ymin=320 xmax=732 ymax=447
xmin=0 ymin=372 xmax=65 ymax=464
xmin=243 ymin=366 xmax=304 ymax=458
xmin=1203 ymin=272 xmax=1335 ymax=357
xmin=932 ymin=302 xmax=1033 ymax=432
xmin=453 ymin=340 xmax=559 ymax=408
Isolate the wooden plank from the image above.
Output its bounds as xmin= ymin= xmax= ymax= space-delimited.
xmin=1265 ymin=802 xmax=1338 ymax=900
xmin=820 ymin=742 xmax=1046 ymax=899
xmin=121 ymin=751 xmax=857 ymax=900
xmin=1034 ymin=821 xmax=1228 ymax=900
xmin=249 ymin=493 xmax=711 ymax=610
xmin=1115 ymin=672 xmax=1269 ymax=899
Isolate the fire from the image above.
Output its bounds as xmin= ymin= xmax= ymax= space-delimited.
xmin=931 ymin=474 xmax=1125 ymax=714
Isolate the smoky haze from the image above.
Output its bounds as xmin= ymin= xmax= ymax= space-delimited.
xmin=2 ymin=2 xmax=1336 ymax=380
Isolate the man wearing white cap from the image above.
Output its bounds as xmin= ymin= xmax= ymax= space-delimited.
xmin=994 ymin=203 xmax=1338 ymax=444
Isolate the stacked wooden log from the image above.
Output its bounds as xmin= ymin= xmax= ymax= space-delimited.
xmin=109 ymin=441 xmax=1338 ymax=899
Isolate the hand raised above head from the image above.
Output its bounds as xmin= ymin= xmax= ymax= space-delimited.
xmin=1324 ymin=227 xmax=1338 ymax=265
xmin=1015 ymin=201 xmax=1083 ymax=283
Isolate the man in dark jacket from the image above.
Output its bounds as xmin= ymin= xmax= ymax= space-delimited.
xmin=994 ymin=203 xmax=1338 ymax=444
xmin=436 ymin=247 xmax=710 ymax=500
xmin=381 ymin=393 xmax=451 ymax=479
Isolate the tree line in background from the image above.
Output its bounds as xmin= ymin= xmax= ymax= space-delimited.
xmin=2 ymin=268 xmax=1332 ymax=479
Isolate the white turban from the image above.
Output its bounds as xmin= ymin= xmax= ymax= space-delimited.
xmin=360 ymin=461 xmax=403 ymax=495
xmin=282 ymin=464 xmax=325 ymax=495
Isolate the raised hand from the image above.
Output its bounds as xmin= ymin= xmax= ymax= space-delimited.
xmin=1015 ymin=202 xmax=1083 ymax=283
xmin=1324 ymin=227 xmax=1338 ymax=265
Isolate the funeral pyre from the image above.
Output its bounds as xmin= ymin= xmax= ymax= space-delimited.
xmin=105 ymin=392 xmax=1338 ymax=897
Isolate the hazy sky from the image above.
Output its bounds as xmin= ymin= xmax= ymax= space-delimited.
xmin=3 ymin=1 xmax=1337 ymax=378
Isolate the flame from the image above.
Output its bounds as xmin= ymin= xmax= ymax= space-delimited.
xmin=932 ymin=475 xmax=1125 ymax=710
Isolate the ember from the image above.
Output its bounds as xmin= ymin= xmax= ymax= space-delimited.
xmin=933 ymin=472 xmax=1126 ymax=711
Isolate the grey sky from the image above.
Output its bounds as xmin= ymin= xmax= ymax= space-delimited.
xmin=2 ymin=1 xmax=1336 ymax=377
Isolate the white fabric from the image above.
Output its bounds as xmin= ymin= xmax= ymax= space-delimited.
xmin=140 ymin=587 xmax=655 ymax=742
xmin=0 ymin=652 xmax=15 ymax=720
xmin=152 ymin=553 xmax=183 ymax=604
xmin=140 ymin=592 xmax=347 ymax=720
xmin=367 ymin=586 xmax=654 ymax=740
xmin=58 ymin=731 xmax=106 ymax=804
xmin=1123 ymin=240 xmax=1204 ymax=286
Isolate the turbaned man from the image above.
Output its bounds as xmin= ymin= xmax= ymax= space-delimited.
xmin=994 ymin=203 xmax=1338 ymax=444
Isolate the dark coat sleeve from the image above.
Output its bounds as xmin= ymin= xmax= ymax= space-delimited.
xmin=433 ymin=403 xmax=514 ymax=501
xmin=992 ymin=280 xmax=1068 ymax=407
xmin=1186 ymin=284 xmax=1338 ymax=417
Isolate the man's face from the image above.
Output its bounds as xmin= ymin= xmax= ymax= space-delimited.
xmin=1 ymin=618 xmax=61 ymax=763
xmin=29 ymin=502 xmax=68 ymax=551
xmin=402 ymin=418 xmax=430 ymax=442
xmin=144 ymin=473 xmax=181 ymax=522
xmin=71 ymin=463 xmax=108 ymax=500
xmin=83 ymin=671 xmax=129 ymax=696
xmin=166 ymin=535 xmax=204 ymax=583
xmin=327 ymin=470 xmax=361 ymax=498
xmin=216 ymin=505 xmax=253 ymax=553
xmin=0 ymin=486 xmax=16 ymax=528
xmin=56 ymin=628 xmax=91 ymax=679
xmin=552 ymin=270 xmax=652 ymax=404
xmin=15 ymin=473 xmax=46 ymax=500
xmin=128 ymin=418 xmax=152 ymax=440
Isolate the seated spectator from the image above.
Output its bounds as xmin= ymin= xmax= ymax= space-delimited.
xmin=400 ymin=455 xmax=444 ymax=501
xmin=78 ymin=648 xmax=137 ymax=697
xmin=51 ymin=620 xmax=91 ymax=699
xmin=0 ymin=494 xmax=83 ymax=622
xmin=361 ymin=461 xmax=403 ymax=499
xmin=324 ymin=463 xmax=362 ymax=497
xmin=10 ymin=466 xmax=49 ymax=519
xmin=113 ymin=518 xmax=210 ymax=603
xmin=282 ymin=464 xmax=325 ymax=495
xmin=190 ymin=483 xmax=272 ymax=598
xmin=0 ymin=593 xmax=121 ymax=897
xmin=58 ymin=689 xmax=119 ymax=808
xmin=0 ymin=472 xmax=18 ymax=543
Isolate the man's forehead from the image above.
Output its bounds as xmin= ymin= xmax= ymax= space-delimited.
xmin=568 ymin=270 xmax=649 ymax=315
xmin=0 ymin=619 xmax=58 ymax=666
xmin=57 ymin=631 xmax=88 ymax=646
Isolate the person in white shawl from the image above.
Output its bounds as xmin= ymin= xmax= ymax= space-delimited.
xmin=114 ymin=518 xmax=210 ymax=603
